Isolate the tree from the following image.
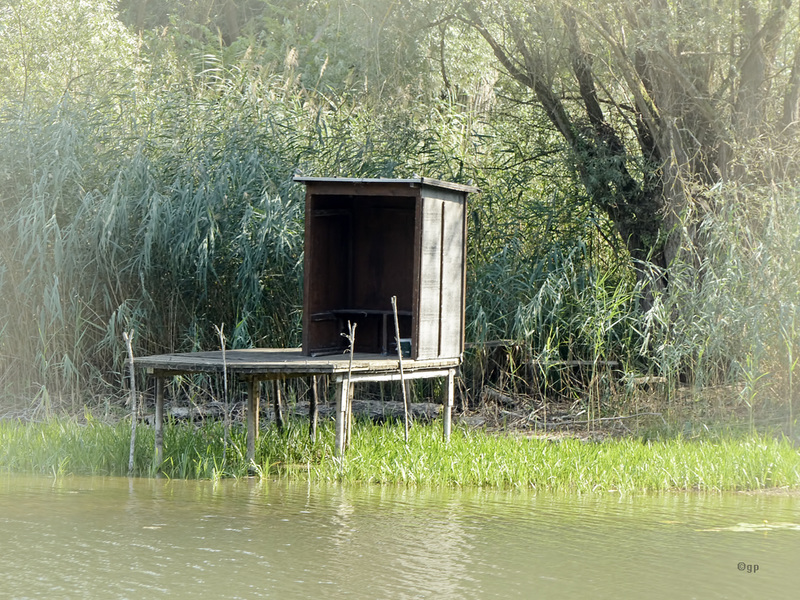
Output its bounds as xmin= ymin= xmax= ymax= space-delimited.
xmin=444 ymin=0 xmax=800 ymax=305
xmin=0 ymin=0 xmax=135 ymax=107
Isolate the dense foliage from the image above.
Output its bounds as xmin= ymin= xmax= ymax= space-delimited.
xmin=1 ymin=0 xmax=798 ymax=429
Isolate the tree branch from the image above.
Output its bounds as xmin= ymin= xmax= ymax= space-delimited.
xmin=562 ymin=5 xmax=605 ymax=129
xmin=782 ymin=43 xmax=800 ymax=133
xmin=460 ymin=3 xmax=576 ymax=145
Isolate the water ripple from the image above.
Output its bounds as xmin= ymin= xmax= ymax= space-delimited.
xmin=1 ymin=474 xmax=800 ymax=599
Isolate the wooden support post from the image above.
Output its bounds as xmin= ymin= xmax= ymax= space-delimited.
xmin=443 ymin=369 xmax=455 ymax=443
xmin=334 ymin=377 xmax=348 ymax=456
xmin=345 ymin=379 xmax=354 ymax=448
xmin=391 ymin=296 xmax=410 ymax=443
xmin=123 ymin=331 xmax=137 ymax=475
xmin=154 ymin=376 xmax=164 ymax=474
xmin=273 ymin=380 xmax=285 ymax=433
xmin=310 ymin=375 xmax=319 ymax=442
xmin=247 ymin=378 xmax=260 ymax=463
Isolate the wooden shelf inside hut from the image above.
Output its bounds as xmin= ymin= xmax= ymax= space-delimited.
xmin=296 ymin=177 xmax=478 ymax=360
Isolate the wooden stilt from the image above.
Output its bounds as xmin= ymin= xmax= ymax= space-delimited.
xmin=345 ymin=379 xmax=354 ymax=448
xmin=341 ymin=321 xmax=356 ymax=452
xmin=391 ymin=296 xmax=410 ymax=443
xmin=403 ymin=379 xmax=413 ymax=433
xmin=273 ymin=380 xmax=285 ymax=433
xmin=443 ymin=369 xmax=455 ymax=443
xmin=154 ymin=377 xmax=164 ymax=475
xmin=310 ymin=375 xmax=319 ymax=442
xmin=136 ymin=349 xmax=463 ymax=459
xmin=334 ymin=377 xmax=347 ymax=456
xmin=247 ymin=378 xmax=260 ymax=463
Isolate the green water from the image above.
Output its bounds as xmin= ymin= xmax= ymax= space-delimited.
xmin=1 ymin=474 xmax=798 ymax=599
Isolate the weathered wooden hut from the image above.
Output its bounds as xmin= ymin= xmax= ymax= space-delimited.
xmin=297 ymin=177 xmax=477 ymax=359
xmin=135 ymin=177 xmax=478 ymax=460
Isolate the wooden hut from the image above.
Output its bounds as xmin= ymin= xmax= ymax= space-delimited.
xmin=135 ymin=177 xmax=478 ymax=461
xmin=297 ymin=177 xmax=476 ymax=360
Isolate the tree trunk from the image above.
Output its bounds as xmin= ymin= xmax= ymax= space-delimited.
xmin=462 ymin=0 xmax=800 ymax=307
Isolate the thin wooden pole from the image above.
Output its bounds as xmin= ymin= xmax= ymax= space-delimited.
xmin=122 ymin=330 xmax=137 ymax=475
xmin=310 ymin=375 xmax=319 ymax=442
xmin=334 ymin=377 xmax=347 ymax=456
xmin=214 ymin=324 xmax=230 ymax=463
xmin=391 ymin=296 xmax=410 ymax=443
xmin=346 ymin=380 xmax=354 ymax=448
xmin=342 ymin=321 xmax=357 ymax=452
xmin=154 ymin=376 xmax=164 ymax=475
xmin=247 ymin=378 xmax=260 ymax=464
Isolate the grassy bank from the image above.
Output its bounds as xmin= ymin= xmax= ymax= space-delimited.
xmin=2 ymin=417 xmax=799 ymax=493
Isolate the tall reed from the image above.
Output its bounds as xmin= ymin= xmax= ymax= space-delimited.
xmin=2 ymin=4 xmax=800 ymax=431
xmin=0 ymin=77 xmax=308 ymax=405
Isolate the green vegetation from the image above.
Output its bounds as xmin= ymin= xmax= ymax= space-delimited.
xmin=2 ymin=417 xmax=799 ymax=493
xmin=1 ymin=0 xmax=800 ymax=438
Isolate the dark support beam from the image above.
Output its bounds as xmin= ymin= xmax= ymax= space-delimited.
xmin=273 ymin=380 xmax=285 ymax=434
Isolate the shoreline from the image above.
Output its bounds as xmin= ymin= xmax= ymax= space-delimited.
xmin=2 ymin=415 xmax=799 ymax=493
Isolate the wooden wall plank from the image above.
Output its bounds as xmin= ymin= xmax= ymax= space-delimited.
xmin=415 ymin=197 xmax=443 ymax=359
xmin=439 ymin=197 xmax=466 ymax=358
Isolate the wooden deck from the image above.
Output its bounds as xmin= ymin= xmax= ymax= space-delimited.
xmin=135 ymin=348 xmax=459 ymax=463
xmin=135 ymin=348 xmax=459 ymax=378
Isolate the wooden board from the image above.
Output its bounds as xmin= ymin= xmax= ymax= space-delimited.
xmin=439 ymin=196 xmax=466 ymax=358
xmin=415 ymin=196 xmax=443 ymax=359
xmin=351 ymin=204 xmax=414 ymax=311
xmin=303 ymin=203 xmax=352 ymax=353
xmin=294 ymin=176 xmax=478 ymax=195
xmin=414 ymin=190 xmax=467 ymax=360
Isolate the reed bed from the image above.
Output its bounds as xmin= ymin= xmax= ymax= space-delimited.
xmin=2 ymin=417 xmax=799 ymax=493
xmin=2 ymin=8 xmax=799 ymax=429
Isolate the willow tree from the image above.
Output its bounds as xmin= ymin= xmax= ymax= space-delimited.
xmin=0 ymin=0 xmax=135 ymax=107
xmin=446 ymin=0 xmax=800 ymax=302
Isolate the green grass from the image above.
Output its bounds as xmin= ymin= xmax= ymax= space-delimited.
xmin=2 ymin=416 xmax=799 ymax=493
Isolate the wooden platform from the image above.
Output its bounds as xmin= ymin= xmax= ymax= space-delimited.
xmin=136 ymin=348 xmax=459 ymax=377
xmin=135 ymin=349 xmax=459 ymax=463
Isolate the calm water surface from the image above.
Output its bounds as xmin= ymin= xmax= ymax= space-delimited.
xmin=1 ymin=474 xmax=798 ymax=599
